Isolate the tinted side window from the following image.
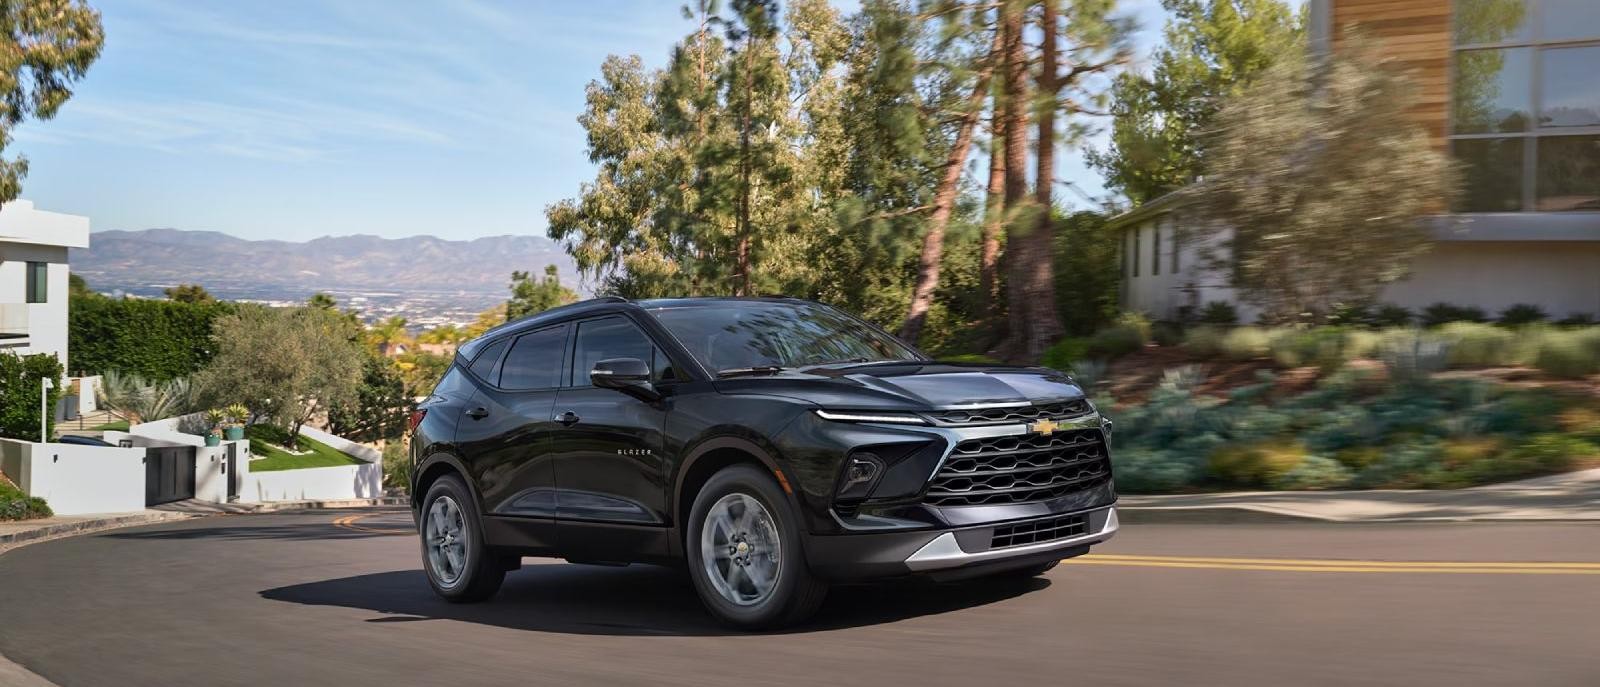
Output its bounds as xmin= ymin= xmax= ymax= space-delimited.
xmin=573 ymin=317 xmax=657 ymax=385
xmin=500 ymin=325 xmax=567 ymax=390
xmin=467 ymin=338 xmax=507 ymax=382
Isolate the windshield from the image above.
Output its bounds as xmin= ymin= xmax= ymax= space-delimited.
xmin=647 ymin=301 xmax=924 ymax=374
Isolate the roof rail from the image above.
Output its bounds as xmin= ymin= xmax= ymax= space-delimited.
xmin=592 ymin=295 xmax=630 ymax=304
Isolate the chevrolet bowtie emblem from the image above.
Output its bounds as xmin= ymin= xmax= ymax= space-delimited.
xmin=1029 ymin=419 xmax=1060 ymax=435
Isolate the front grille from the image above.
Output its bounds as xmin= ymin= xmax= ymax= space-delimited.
xmin=931 ymin=400 xmax=1090 ymax=426
xmin=925 ymin=428 xmax=1111 ymax=507
xmin=991 ymin=513 xmax=1089 ymax=549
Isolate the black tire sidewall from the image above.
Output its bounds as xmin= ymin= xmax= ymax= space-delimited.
xmin=419 ymin=475 xmax=488 ymax=599
xmin=686 ymin=464 xmax=810 ymax=627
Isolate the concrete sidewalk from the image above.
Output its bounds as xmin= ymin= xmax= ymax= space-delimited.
xmin=1119 ymin=467 xmax=1600 ymax=523
xmin=0 ymin=511 xmax=196 ymax=550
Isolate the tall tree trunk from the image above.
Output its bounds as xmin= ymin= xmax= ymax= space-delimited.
xmin=1021 ymin=0 xmax=1067 ymax=359
xmin=980 ymin=106 xmax=1004 ymax=312
xmin=735 ymin=34 xmax=755 ymax=297
xmin=899 ymin=31 xmax=1001 ymax=345
xmin=998 ymin=0 xmax=1033 ymax=362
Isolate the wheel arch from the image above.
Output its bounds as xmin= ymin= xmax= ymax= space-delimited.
xmin=412 ymin=452 xmax=479 ymax=520
xmin=670 ymin=436 xmax=798 ymax=558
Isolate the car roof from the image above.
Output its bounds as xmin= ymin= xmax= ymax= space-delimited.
xmin=457 ymin=296 xmax=814 ymax=361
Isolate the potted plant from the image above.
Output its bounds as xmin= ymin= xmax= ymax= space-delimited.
xmin=223 ymin=403 xmax=248 ymax=440
xmin=204 ymin=408 xmax=225 ymax=446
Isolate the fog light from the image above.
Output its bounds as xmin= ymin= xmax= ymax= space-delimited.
xmin=836 ymin=452 xmax=884 ymax=501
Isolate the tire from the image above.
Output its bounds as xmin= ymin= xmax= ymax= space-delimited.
xmin=419 ymin=475 xmax=505 ymax=603
xmin=686 ymin=464 xmax=827 ymax=630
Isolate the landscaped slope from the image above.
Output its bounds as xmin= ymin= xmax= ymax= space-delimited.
xmin=246 ymin=425 xmax=365 ymax=472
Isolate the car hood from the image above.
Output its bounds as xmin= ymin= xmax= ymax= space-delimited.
xmin=712 ymin=361 xmax=1086 ymax=411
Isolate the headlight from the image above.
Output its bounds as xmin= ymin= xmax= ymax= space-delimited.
xmin=813 ymin=409 xmax=929 ymax=425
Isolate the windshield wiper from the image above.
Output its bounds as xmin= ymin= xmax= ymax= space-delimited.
xmin=716 ymin=365 xmax=788 ymax=377
xmin=799 ymin=358 xmax=920 ymax=371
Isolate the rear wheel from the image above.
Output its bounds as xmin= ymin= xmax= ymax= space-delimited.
xmin=687 ymin=464 xmax=827 ymax=629
xmin=419 ymin=475 xmax=505 ymax=602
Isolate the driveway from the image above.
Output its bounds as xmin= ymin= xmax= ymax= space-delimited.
xmin=1 ymin=508 xmax=1597 ymax=686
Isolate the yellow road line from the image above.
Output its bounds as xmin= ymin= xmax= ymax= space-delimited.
xmin=1070 ymin=554 xmax=1600 ymax=575
xmin=332 ymin=512 xmax=414 ymax=536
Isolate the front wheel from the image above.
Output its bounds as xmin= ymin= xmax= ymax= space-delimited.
xmin=419 ymin=475 xmax=505 ymax=602
xmin=686 ymin=464 xmax=827 ymax=629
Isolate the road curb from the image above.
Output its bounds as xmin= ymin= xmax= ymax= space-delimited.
xmin=1117 ymin=506 xmax=1338 ymax=524
xmin=0 ymin=654 xmax=57 ymax=687
xmin=0 ymin=512 xmax=199 ymax=550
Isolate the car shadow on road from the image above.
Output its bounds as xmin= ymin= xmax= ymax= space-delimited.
xmin=260 ymin=563 xmax=1048 ymax=636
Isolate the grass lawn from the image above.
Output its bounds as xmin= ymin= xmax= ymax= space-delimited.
xmin=90 ymin=419 xmax=129 ymax=431
xmin=246 ymin=424 xmax=365 ymax=472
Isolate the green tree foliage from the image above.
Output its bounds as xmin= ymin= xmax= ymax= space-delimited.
xmin=506 ymin=265 xmax=579 ymax=321
xmin=306 ymin=292 xmax=338 ymax=310
xmin=1051 ymin=210 xmax=1122 ymax=335
xmin=0 ymin=352 xmax=62 ymax=441
xmin=0 ymin=0 xmax=104 ymax=205
xmin=68 ymin=273 xmax=91 ymax=298
xmin=327 ymin=351 xmax=409 ymax=443
xmin=1192 ymin=34 xmax=1456 ymax=323
xmin=69 ymin=294 xmax=235 ymax=380
xmin=197 ymin=306 xmax=364 ymax=439
xmin=1089 ymin=0 xmax=1301 ymax=204
xmin=163 ymin=283 xmax=215 ymax=304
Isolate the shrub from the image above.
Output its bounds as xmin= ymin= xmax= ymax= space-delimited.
xmin=1377 ymin=330 xmax=1450 ymax=384
xmin=1269 ymin=327 xmax=1359 ymax=372
xmin=1327 ymin=302 xmax=1372 ymax=327
xmin=1067 ymin=359 xmax=1108 ymax=390
xmin=1355 ymin=438 xmax=1444 ymax=488
xmin=1182 ymin=325 xmax=1225 ymax=358
xmin=0 ymin=480 xmax=52 ymax=521
xmin=1115 ymin=312 xmax=1154 ymax=341
xmin=1421 ymin=302 xmax=1487 ymax=327
xmin=1498 ymin=434 xmax=1596 ymax=477
xmin=1556 ymin=313 xmax=1596 ymax=326
xmin=1087 ymin=325 xmax=1146 ymax=358
xmin=1271 ymin=455 xmax=1353 ymax=490
xmin=1371 ymin=304 xmax=1413 ymax=327
xmin=1198 ymin=301 xmax=1239 ymax=326
xmin=1438 ymin=322 xmax=1517 ymax=367
xmin=1333 ymin=446 xmax=1384 ymax=470
xmin=1220 ymin=326 xmax=1272 ymax=360
xmin=1208 ymin=441 xmax=1308 ymax=487
xmin=69 ymin=295 xmax=237 ymax=380
xmin=1041 ymin=337 xmax=1091 ymax=371
xmin=1556 ymin=406 xmax=1600 ymax=439
xmin=1498 ymin=303 xmax=1548 ymax=326
xmin=0 ymin=352 xmax=64 ymax=442
xmin=1533 ymin=330 xmax=1600 ymax=378
xmin=382 ymin=441 xmax=411 ymax=492
xmin=1112 ymin=449 xmax=1202 ymax=493
xmin=1151 ymin=322 xmax=1184 ymax=347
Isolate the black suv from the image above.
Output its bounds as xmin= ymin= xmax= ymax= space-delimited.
xmin=409 ymin=297 xmax=1117 ymax=628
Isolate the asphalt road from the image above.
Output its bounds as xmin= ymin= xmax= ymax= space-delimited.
xmin=1 ymin=508 xmax=1597 ymax=687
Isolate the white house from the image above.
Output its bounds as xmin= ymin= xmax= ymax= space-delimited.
xmin=0 ymin=199 xmax=90 ymax=369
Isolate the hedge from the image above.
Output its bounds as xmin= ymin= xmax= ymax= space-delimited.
xmin=69 ymin=295 xmax=238 ymax=380
xmin=0 ymin=352 xmax=64 ymax=442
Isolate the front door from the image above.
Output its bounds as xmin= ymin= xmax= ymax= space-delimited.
xmin=551 ymin=316 xmax=672 ymax=558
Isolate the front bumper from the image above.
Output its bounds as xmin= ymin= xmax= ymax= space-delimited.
xmin=804 ymin=505 xmax=1118 ymax=581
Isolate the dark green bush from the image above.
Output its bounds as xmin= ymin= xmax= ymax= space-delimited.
xmin=1199 ymin=301 xmax=1239 ymax=326
xmin=1556 ymin=312 xmax=1596 ymax=326
xmin=1150 ymin=322 xmax=1184 ymax=347
xmin=1086 ymin=324 xmax=1145 ymax=358
xmin=0 ymin=480 xmax=52 ymax=521
xmin=0 ymin=353 xmax=64 ymax=442
xmin=1498 ymin=303 xmax=1548 ymax=326
xmin=1040 ymin=338 xmax=1090 ymax=371
xmin=1371 ymin=304 xmax=1414 ymax=327
xmin=69 ymin=294 xmax=238 ymax=380
xmin=1111 ymin=449 xmax=1201 ymax=493
xmin=1421 ymin=302 xmax=1487 ymax=327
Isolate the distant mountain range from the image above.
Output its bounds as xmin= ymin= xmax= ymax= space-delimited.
xmin=70 ymin=229 xmax=584 ymax=301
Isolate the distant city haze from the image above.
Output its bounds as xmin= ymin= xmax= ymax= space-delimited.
xmin=72 ymin=229 xmax=583 ymax=328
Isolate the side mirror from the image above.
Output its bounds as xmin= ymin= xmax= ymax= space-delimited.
xmin=590 ymin=358 xmax=660 ymax=401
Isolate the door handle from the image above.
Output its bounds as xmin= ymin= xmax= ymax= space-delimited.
xmin=556 ymin=410 xmax=581 ymax=426
xmin=465 ymin=407 xmax=490 ymax=420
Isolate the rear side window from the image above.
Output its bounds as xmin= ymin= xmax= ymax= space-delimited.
xmin=500 ymin=325 xmax=568 ymax=390
xmin=467 ymin=338 xmax=507 ymax=382
xmin=572 ymin=317 xmax=658 ymax=385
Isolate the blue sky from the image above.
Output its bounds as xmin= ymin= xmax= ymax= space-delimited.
xmin=14 ymin=0 xmax=1175 ymax=242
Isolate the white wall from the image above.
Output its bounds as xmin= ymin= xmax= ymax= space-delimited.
xmin=0 ymin=438 xmax=146 ymax=515
xmin=0 ymin=242 xmax=70 ymax=367
xmin=236 ymin=460 xmax=382 ymax=503
xmin=1380 ymin=242 xmax=1600 ymax=317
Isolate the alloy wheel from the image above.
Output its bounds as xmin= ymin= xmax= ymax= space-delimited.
xmin=425 ymin=494 xmax=469 ymax=588
xmin=699 ymin=493 xmax=782 ymax=606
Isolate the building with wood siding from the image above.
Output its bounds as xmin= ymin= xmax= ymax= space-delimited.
xmin=1115 ymin=0 xmax=1599 ymax=322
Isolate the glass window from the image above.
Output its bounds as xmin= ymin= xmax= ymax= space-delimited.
xmin=648 ymin=301 xmax=922 ymax=374
xmin=1150 ymin=224 xmax=1161 ymax=276
xmin=1539 ymin=46 xmax=1600 ymax=129
xmin=1540 ymin=0 xmax=1600 ymax=42
xmin=500 ymin=325 xmax=567 ymax=390
xmin=1454 ymin=138 xmax=1526 ymax=212
xmin=1455 ymin=0 xmax=1531 ymax=45
xmin=1453 ymin=48 xmax=1532 ymax=133
xmin=572 ymin=318 xmax=655 ymax=386
xmin=467 ymin=338 xmax=507 ymax=381
xmin=25 ymin=262 xmax=46 ymax=303
xmin=1536 ymin=135 xmax=1600 ymax=211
